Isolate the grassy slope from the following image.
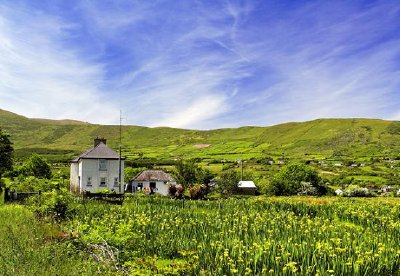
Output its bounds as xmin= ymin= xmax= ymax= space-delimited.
xmin=1 ymin=109 xmax=400 ymax=162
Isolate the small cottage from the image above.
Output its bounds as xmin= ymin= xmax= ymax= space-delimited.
xmin=237 ymin=180 xmax=257 ymax=195
xmin=70 ymin=138 xmax=125 ymax=194
xmin=126 ymin=170 xmax=176 ymax=196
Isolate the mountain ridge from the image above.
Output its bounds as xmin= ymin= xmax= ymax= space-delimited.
xmin=1 ymin=109 xmax=399 ymax=162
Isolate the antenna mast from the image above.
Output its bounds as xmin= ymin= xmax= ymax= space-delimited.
xmin=118 ymin=110 xmax=123 ymax=193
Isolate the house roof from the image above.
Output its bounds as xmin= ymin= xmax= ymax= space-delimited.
xmin=238 ymin=180 xmax=257 ymax=189
xmin=133 ymin=170 xmax=175 ymax=182
xmin=72 ymin=142 xmax=123 ymax=162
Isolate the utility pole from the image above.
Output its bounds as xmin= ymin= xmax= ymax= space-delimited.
xmin=118 ymin=110 xmax=123 ymax=193
xmin=241 ymin=160 xmax=243 ymax=181
xmin=238 ymin=159 xmax=243 ymax=181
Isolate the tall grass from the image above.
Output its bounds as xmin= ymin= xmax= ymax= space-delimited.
xmin=68 ymin=197 xmax=400 ymax=275
xmin=0 ymin=205 xmax=116 ymax=275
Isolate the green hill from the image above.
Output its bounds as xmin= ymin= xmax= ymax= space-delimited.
xmin=1 ymin=109 xmax=400 ymax=162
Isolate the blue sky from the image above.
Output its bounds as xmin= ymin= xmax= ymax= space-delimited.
xmin=1 ymin=0 xmax=400 ymax=129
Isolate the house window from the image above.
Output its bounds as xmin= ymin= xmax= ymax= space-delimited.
xmin=87 ymin=177 xmax=92 ymax=186
xmin=100 ymin=177 xmax=107 ymax=187
xmin=99 ymin=159 xmax=107 ymax=171
xmin=114 ymin=177 xmax=119 ymax=186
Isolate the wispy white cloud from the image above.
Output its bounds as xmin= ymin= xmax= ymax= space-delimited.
xmin=0 ymin=2 xmax=120 ymax=124
xmin=0 ymin=0 xmax=399 ymax=129
xmin=97 ymin=1 xmax=253 ymax=129
xmin=152 ymin=94 xmax=229 ymax=129
xmin=226 ymin=0 xmax=400 ymax=126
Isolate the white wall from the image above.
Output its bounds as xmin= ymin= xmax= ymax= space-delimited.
xmin=156 ymin=181 xmax=170 ymax=196
xmin=70 ymin=158 xmax=125 ymax=193
xmin=131 ymin=181 xmax=174 ymax=196
xmin=70 ymin=163 xmax=79 ymax=193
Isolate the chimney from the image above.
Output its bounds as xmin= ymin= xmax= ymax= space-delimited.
xmin=94 ymin=137 xmax=107 ymax=147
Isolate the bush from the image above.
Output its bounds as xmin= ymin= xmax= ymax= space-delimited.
xmin=168 ymin=184 xmax=177 ymax=197
xmin=255 ymin=177 xmax=271 ymax=195
xmin=341 ymin=185 xmax=376 ymax=197
xmin=8 ymin=176 xmax=56 ymax=192
xmin=189 ymin=184 xmax=207 ymax=200
xmin=297 ymin=182 xmax=318 ymax=196
xmin=270 ymin=164 xmax=325 ymax=196
xmin=27 ymin=189 xmax=74 ymax=220
xmin=217 ymin=170 xmax=240 ymax=198
xmin=168 ymin=184 xmax=184 ymax=199
xmin=16 ymin=154 xmax=52 ymax=179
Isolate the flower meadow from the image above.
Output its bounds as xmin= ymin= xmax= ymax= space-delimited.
xmin=64 ymin=196 xmax=400 ymax=275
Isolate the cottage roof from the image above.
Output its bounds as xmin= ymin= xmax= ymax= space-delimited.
xmin=238 ymin=180 xmax=257 ymax=189
xmin=72 ymin=142 xmax=122 ymax=162
xmin=133 ymin=170 xmax=175 ymax=182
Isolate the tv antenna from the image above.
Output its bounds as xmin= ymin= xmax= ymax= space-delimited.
xmin=118 ymin=110 xmax=126 ymax=193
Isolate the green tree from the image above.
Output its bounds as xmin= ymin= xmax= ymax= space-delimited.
xmin=217 ymin=170 xmax=240 ymax=198
xmin=0 ymin=129 xmax=13 ymax=188
xmin=174 ymin=160 xmax=198 ymax=188
xmin=173 ymin=160 xmax=214 ymax=188
xmin=196 ymin=167 xmax=214 ymax=186
xmin=21 ymin=154 xmax=52 ymax=179
xmin=270 ymin=163 xmax=324 ymax=196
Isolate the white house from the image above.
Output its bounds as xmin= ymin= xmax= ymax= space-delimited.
xmin=237 ymin=180 xmax=257 ymax=195
xmin=70 ymin=138 xmax=125 ymax=194
xmin=125 ymin=170 xmax=176 ymax=196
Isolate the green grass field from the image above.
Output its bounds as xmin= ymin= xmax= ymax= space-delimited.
xmin=2 ymin=195 xmax=400 ymax=275
xmin=3 ymin=109 xmax=400 ymax=164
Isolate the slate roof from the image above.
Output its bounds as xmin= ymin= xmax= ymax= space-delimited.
xmin=133 ymin=170 xmax=175 ymax=182
xmin=72 ymin=142 xmax=123 ymax=162
xmin=238 ymin=180 xmax=257 ymax=189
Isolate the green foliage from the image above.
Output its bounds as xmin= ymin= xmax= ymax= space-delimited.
xmin=9 ymin=176 xmax=54 ymax=192
xmin=27 ymin=189 xmax=74 ymax=220
xmin=5 ymin=192 xmax=400 ymax=274
xmin=173 ymin=160 xmax=198 ymax=188
xmin=3 ymin=107 xmax=400 ymax=163
xmin=386 ymin=121 xmax=400 ymax=135
xmin=124 ymin=254 xmax=198 ymax=275
xmin=196 ymin=167 xmax=215 ymax=186
xmin=297 ymin=182 xmax=319 ymax=196
xmin=270 ymin=163 xmax=324 ymax=195
xmin=17 ymin=154 xmax=52 ymax=179
xmin=124 ymin=166 xmax=146 ymax=182
xmin=217 ymin=170 xmax=240 ymax=197
xmin=189 ymin=184 xmax=208 ymax=199
xmin=341 ymin=185 xmax=376 ymax=197
xmin=254 ymin=177 xmax=271 ymax=195
xmin=64 ymin=196 xmax=400 ymax=275
xmin=173 ymin=159 xmax=214 ymax=189
xmin=0 ymin=205 xmax=116 ymax=275
xmin=0 ymin=128 xmax=13 ymax=183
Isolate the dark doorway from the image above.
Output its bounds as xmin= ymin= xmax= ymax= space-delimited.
xmin=150 ymin=182 xmax=156 ymax=193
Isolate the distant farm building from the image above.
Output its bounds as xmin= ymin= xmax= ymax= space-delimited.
xmin=70 ymin=138 xmax=125 ymax=194
xmin=237 ymin=180 xmax=257 ymax=195
xmin=125 ymin=170 xmax=176 ymax=196
xmin=335 ymin=189 xmax=343 ymax=196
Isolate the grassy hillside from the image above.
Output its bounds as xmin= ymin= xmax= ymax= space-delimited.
xmin=1 ymin=109 xmax=400 ymax=162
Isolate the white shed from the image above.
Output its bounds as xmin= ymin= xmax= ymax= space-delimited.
xmin=237 ymin=181 xmax=257 ymax=195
